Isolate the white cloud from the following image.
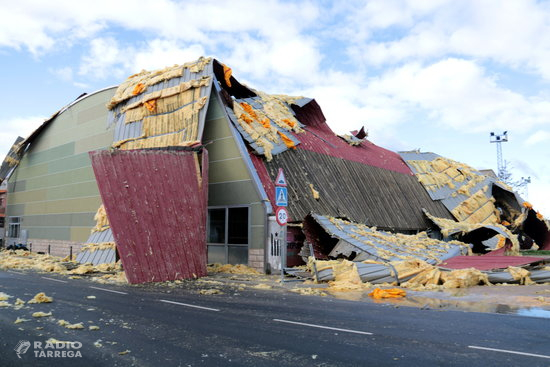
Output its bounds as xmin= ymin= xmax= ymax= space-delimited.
xmin=78 ymin=38 xmax=206 ymax=80
xmin=528 ymin=181 xmax=550 ymax=218
xmin=365 ymin=58 xmax=550 ymax=132
xmin=345 ymin=0 xmax=550 ymax=80
xmin=0 ymin=116 xmax=45 ymax=157
xmin=525 ymin=130 xmax=550 ymax=146
xmin=0 ymin=0 xmax=320 ymax=56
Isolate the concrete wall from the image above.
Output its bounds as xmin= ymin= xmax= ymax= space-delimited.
xmin=6 ymin=87 xmax=116 ymax=252
xmin=203 ymin=91 xmax=266 ymax=271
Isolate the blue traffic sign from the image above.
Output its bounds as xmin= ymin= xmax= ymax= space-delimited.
xmin=275 ymin=186 xmax=288 ymax=206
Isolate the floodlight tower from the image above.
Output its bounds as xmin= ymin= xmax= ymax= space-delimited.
xmin=490 ymin=131 xmax=508 ymax=179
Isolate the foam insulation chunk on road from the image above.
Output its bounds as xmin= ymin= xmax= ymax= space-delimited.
xmin=207 ymin=263 xmax=261 ymax=275
xmin=368 ymin=288 xmax=406 ymax=299
xmin=32 ymin=312 xmax=52 ymax=318
xmin=28 ymin=292 xmax=53 ymax=304
xmin=58 ymin=320 xmax=85 ymax=329
xmin=0 ymin=250 xmax=128 ymax=284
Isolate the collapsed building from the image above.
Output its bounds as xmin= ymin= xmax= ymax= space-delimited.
xmin=1 ymin=57 xmax=548 ymax=284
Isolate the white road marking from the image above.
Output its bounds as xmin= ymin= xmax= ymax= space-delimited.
xmin=159 ymin=299 xmax=220 ymax=312
xmin=89 ymin=286 xmax=128 ymax=295
xmin=273 ymin=319 xmax=373 ymax=335
xmin=469 ymin=346 xmax=550 ymax=359
xmin=7 ymin=270 xmax=24 ymax=275
xmin=41 ymin=276 xmax=68 ymax=283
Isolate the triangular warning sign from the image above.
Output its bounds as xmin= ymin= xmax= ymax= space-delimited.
xmin=275 ymin=168 xmax=287 ymax=186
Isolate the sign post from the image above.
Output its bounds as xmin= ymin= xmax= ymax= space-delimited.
xmin=275 ymin=168 xmax=288 ymax=279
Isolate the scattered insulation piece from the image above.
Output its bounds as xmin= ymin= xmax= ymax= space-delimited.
xmin=28 ymin=292 xmax=53 ymax=304
xmin=32 ymin=312 xmax=52 ymax=318
xmin=368 ymin=288 xmax=406 ymax=299
xmin=14 ymin=318 xmax=30 ymax=324
xmin=338 ymin=134 xmax=363 ymax=146
xmin=199 ymin=289 xmax=223 ymax=295
xmin=0 ymin=292 xmax=10 ymax=301
xmin=58 ymin=320 xmax=85 ymax=329
xmin=207 ymin=263 xmax=261 ymax=275
xmin=91 ymin=205 xmax=110 ymax=233
xmin=80 ymin=242 xmax=116 ymax=253
xmin=251 ymin=284 xmax=273 ymax=290
xmin=309 ymin=184 xmax=320 ymax=200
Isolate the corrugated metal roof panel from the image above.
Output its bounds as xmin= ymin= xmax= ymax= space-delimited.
xmin=398 ymin=151 xmax=502 ymax=224
xmin=310 ymin=214 xmax=468 ymax=264
xmin=225 ymin=105 xmax=300 ymax=157
xmin=439 ymin=255 xmax=545 ymax=270
xmin=89 ymin=148 xmax=208 ymax=284
xmin=252 ymin=148 xmax=453 ymax=230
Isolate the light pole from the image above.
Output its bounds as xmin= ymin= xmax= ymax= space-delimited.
xmin=490 ymin=131 xmax=508 ymax=180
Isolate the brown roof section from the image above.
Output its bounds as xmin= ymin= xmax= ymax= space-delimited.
xmin=253 ymin=148 xmax=454 ymax=231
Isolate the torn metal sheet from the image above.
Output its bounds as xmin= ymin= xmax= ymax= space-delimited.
xmin=438 ymin=255 xmax=546 ymax=271
xmin=0 ymin=137 xmax=24 ymax=182
xmin=225 ymin=104 xmax=300 ymax=157
xmin=307 ymin=213 xmax=469 ymax=265
xmin=89 ymin=148 xmax=209 ymax=284
xmin=225 ymin=94 xmax=303 ymax=160
xmin=76 ymin=228 xmax=116 ymax=265
xmin=76 ymin=248 xmax=116 ymax=266
xmin=315 ymin=262 xmax=396 ymax=283
xmin=399 ymin=151 xmax=500 ymax=225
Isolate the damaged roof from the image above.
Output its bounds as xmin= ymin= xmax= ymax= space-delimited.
xmin=244 ymin=101 xmax=454 ymax=230
xmin=304 ymin=213 xmax=469 ymax=264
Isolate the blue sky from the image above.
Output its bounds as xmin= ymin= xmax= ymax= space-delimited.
xmin=1 ymin=0 xmax=549 ymax=215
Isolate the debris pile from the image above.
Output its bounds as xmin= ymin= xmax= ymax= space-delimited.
xmin=301 ymin=213 xmax=549 ymax=291
xmin=0 ymin=249 xmax=127 ymax=284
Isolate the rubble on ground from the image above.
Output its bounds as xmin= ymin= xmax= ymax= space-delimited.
xmin=0 ymin=249 xmax=127 ymax=284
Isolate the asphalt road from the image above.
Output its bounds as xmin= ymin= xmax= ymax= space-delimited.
xmin=0 ymin=269 xmax=549 ymax=367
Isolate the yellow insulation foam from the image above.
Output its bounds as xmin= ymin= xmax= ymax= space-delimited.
xmin=207 ymin=263 xmax=261 ymax=275
xmin=80 ymin=242 xmax=116 ymax=253
xmin=28 ymin=292 xmax=53 ymax=304
xmin=4 ymin=155 xmax=19 ymax=166
xmin=507 ymin=266 xmax=535 ymax=285
xmin=107 ymin=57 xmax=211 ymax=109
xmin=91 ymin=204 xmax=110 ymax=233
xmin=327 ymin=217 xmax=470 ymax=263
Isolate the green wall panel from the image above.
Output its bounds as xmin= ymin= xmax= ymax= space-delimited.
xmin=46 ymin=181 xmax=99 ymax=201
xmin=26 ymin=142 xmax=75 ymax=166
xmin=21 ymin=213 xmax=95 ymax=227
xmin=250 ymin=226 xmax=264 ymax=250
xmin=24 ymin=167 xmax=96 ymax=191
xmin=8 ymin=189 xmax=47 ymax=204
xmin=6 ymin=204 xmax=25 ymax=216
xmin=47 ymin=152 xmax=91 ymax=174
xmin=209 ymin=180 xmax=259 ymax=205
xmin=26 ymin=227 xmax=71 ymax=241
xmin=71 ymin=227 xmax=94 ymax=242
xmin=75 ymin=131 xmax=114 ymax=154
xmin=207 ymin=137 xmax=241 ymax=161
xmin=208 ymin=158 xmax=250 ymax=183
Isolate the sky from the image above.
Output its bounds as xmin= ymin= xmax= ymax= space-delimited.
xmin=1 ymin=0 xmax=549 ymax=216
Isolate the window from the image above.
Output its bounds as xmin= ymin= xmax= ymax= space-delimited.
xmin=8 ymin=217 xmax=20 ymax=238
xmin=207 ymin=207 xmax=249 ymax=264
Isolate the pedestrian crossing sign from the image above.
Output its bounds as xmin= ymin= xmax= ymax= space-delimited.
xmin=275 ymin=186 xmax=288 ymax=206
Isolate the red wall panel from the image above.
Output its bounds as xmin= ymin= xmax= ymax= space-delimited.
xmin=89 ymin=149 xmax=208 ymax=284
